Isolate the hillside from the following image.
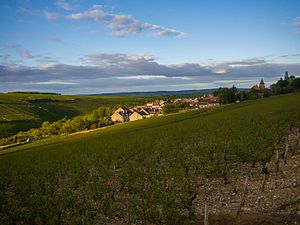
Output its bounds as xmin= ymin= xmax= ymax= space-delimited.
xmin=93 ymin=89 xmax=219 ymax=96
xmin=0 ymin=93 xmax=154 ymax=138
xmin=0 ymin=93 xmax=300 ymax=224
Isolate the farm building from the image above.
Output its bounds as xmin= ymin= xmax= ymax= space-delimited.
xmin=129 ymin=111 xmax=148 ymax=121
xmin=111 ymin=112 xmax=126 ymax=123
xmin=111 ymin=107 xmax=131 ymax=123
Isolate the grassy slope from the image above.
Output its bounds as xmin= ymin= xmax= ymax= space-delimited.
xmin=0 ymin=93 xmax=154 ymax=138
xmin=0 ymin=93 xmax=300 ymax=224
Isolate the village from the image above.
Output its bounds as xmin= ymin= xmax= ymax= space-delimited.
xmin=110 ymin=94 xmax=220 ymax=123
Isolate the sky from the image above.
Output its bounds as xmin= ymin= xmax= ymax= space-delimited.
xmin=0 ymin=0 xmax=300 ymax=94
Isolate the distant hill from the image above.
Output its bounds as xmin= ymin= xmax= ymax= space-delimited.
xmin=91 ymin=88 xmax=249 ymax=97
xmin=91 ymin=89 xmax=218 ymax=96
xmin=8 ymin=91 xmax=61 ymax=95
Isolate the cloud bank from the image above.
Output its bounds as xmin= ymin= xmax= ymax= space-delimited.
xmin=1 ymin=53 xmax=299 ymax=94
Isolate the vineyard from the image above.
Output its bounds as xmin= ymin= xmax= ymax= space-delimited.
xmin=0 ymin=93 xmax=300 ymax=224
xmin=0 ymin=93 xmax=154 ymax=138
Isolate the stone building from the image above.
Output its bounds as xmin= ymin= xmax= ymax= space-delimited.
xmin=129 ymin=111 xmax=145 ymax=121
xmin=252 ymin=79 xmax=266 ymax=92
xmin=111 ymin=107 xmax=130 ymax=123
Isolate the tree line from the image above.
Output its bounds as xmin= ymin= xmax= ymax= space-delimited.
xmin=214 ymin=72 xmax=300 ymax=104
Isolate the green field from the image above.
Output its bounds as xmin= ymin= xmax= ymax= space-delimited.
xmin=0 ymin=93 xmax=154 ymax=138
xmin=0 ymin=93 xmax=300 ymax=224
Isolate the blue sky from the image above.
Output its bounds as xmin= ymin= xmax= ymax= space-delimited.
xmin=0 ymin=0 xmax=300 ymax=94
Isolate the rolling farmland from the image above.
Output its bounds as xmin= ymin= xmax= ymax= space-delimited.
xmin=0 ymin=93 xmax=300 ymax=224
xmin=0 ymin=93 xmax=154 ymax=138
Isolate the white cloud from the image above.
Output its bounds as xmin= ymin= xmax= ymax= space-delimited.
xmin=65 ymin=5 xmax=109 ymax=20
xmin=56 ymin=0 xmax=77 ymax=11
xmin=207 ymin=57 xmax=268 ymax=74
xmin=143 ymin=23 xmax=186 ymax=37
xmin=114 ymin=75 xmax=191 ymax=80
xmin=65 ymin=5 xmax=184 ymax=37
xmin=106 ymin=15 xmax=142 ymax=36
xmin=115 ymin=75 xmax=167 ymax=80
xmin=213 ymin=68 xmax=227 ymax=74
xmin=226 ymin=58 xmax=266 ymax=67
xmin=85 ymin=53 xmax=156 ymax=67
xmin=213 ymin=79 xmax=254 ymax=84
xmin=29 ymin=80 xmax=77 ymax=85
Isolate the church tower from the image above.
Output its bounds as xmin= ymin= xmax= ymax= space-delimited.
xmin=259 ymin=79 xmax=265 ymax=90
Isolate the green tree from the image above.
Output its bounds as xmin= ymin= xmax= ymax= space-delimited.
xmin=291 ymin=78 xmax=300 ymax=90
xmin=162 ymin=102 xmax=189 ymax=114
xmin=276 ymin=78 xmax=289 ymax=88
xmin=216 ymin=87 xmax=237 ymax=104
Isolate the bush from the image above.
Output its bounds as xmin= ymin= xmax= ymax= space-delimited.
xmin=163 ymin=102 xmax=190 ymax=114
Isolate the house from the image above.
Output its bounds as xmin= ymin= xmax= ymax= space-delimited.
xmin=115 ymin=107 xmax=128 ymax=113
xmin=129 ymin=111 xmax=145 ymax=121
xmin=207 ymin=97 xmax=220 ymax=104
xmin=111 ymin=111 xmax=127 ymax=123
xmin=196 ymin=95 xmax=220 ymax=108
xmin=174 ymin=98 xmax=191 ymax=103
xmin=139 ymin=108 xmax=150 ymax=116
xmin=148 ymin=107 xmax=162 ymax=116
xmin=145 ymin=102 xmax=162 ymax=111
xmin=111 ymin=107 xmax=131 ymax=123
xmin=159 ymin=100 xmax=167 ymax=107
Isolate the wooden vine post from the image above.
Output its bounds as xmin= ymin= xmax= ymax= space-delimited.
xmin=204 ymin=203 xmax=208 ymax=225
xmin=236 ymin=176 xmax=248 ymax=218
xmin=275 ymin=149 xmax=279 ymax=173
xmin=284 ymin=143 xmax=289 ymax=165
xmin=261 ymin=162 xmax=269 ymax=193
